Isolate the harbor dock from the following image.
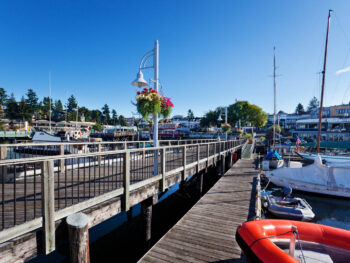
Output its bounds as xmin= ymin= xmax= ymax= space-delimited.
xmin=139 ymin=157 xmax=258 ymax=263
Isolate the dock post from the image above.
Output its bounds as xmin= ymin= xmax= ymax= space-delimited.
xmin=67 ymin=213 xmax=90 ymax=263
xmin=141 ymin=195 xmax=158 ymax=246
xmin=221 ymin=154 xmax=225 ymax=175
xmin=0 ymin=146 xmax=7 ymax=182
xmin=59 ymin=144 xmax=65 ymax=172
xmin=41 ymin=160 xmax=55 ymax=254
xmin=206 ymin=144 xmax=210 ymax=173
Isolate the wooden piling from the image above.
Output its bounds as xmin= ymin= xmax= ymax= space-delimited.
xmin=141 ymin=195 xmax=158 ymax=245
xmin=198 ymin=171 xmax=204 ymax=196
xmin=67 ymin=212 xmax=90 ymax=263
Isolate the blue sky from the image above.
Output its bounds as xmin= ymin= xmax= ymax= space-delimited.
xmin=1 ymin=0 xmax=350 ymax=117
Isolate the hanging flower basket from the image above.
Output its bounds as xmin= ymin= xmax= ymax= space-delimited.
xmin=221 ymin=123 xmax=231 ymax=133
xmin=136 ymin=88 xmax=174 ymax=120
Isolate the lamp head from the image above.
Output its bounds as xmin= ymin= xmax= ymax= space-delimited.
xmin=218 ymin=115 xmax=222 ymax=121
xmin=131 ymin=70 xmax=148 ymax=87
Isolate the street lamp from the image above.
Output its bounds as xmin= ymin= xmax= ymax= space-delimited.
xmin=131 ymin=40 xmax=160 ymax=174
xmin=218 ymin=107 xmax=228 ymax=141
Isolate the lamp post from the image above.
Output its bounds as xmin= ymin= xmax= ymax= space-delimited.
xmin=218 ymin=107 xmax=228 ymax=141
xmin=131 ymin=40 xmax=159 ymax=174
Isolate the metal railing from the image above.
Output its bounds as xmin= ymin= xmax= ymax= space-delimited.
xmin=0 ymin=139 xmax=245 ymax=253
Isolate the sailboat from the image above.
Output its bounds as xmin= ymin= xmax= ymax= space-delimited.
xmin=266 ymin=10 xmax=350 ymax=198
xmin=265 ymin=47 xmax=284 ymax=169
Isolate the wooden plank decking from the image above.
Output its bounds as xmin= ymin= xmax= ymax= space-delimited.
xmin=139 ymin=157 xmax=258 ymax=263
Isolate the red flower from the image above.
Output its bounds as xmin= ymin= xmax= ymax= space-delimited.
xmin=152 ymin=90 xmax=157 ymax=93
xmin=137 ymin=91 xmax=141 ymax=95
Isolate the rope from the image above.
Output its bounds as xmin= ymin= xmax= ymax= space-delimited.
xmin=249 ymin=230 xmax=294 ymax=248
xmin=295 ymin=229 xmax=306 ymax=263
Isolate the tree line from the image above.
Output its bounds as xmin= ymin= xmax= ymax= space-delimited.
xmin=295 ymin=96 xmax=320 ymax=114
xmin=200 ymin=101 xmax=268 ymax=128
xmin=0 ymin=87 xmax=127 ymax=126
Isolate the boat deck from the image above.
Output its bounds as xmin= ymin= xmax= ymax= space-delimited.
xmin=139 ymin=157 xmax=259 ymax=263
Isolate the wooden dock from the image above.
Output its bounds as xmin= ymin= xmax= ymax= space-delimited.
xmin=139 ymin=157 xmax=258 ymax=263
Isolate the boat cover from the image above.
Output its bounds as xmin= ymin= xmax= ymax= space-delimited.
xmin=265 ymin=150 xmax=282 ymax=160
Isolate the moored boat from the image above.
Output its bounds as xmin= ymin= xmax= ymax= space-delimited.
xmin=264 ymin=193 xmax=315 ymax=221
xmin=298 ymin=152 xmax=350 ymax=166
xmin=236 ymin=219 xmax=350 ymax=263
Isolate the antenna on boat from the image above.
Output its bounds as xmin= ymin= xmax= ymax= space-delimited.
xmin=317 ymin=9 xmax=332 ymax=154
xmin=273 ymin=47 xmax=276 ymax=150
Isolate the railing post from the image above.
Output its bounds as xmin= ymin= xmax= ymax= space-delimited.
xmin=41 ymin=160 xmax=56 ymax=254
xmin=206 ymin=144 xmax=210 ymax=171
xmin=182 ymin=145 xmax=187 ymax=180
xmin=123 ymin=151 xmax=130 ymax=211
xmin=196 ymin=144 xmax=200 ymax=173
xmin=98 ymin=144 xmax=102 ymax=166
xmin=161 ymin=148 xmax=166 ymax=192
xmin=0 ymin=146 xmax=7 ymax=182
xmin=59 ymin=144 xmax=65 ymax=172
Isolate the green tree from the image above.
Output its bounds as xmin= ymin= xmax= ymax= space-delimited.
xmin=307 ymin=96 xmax=319 ymax=111
xmin=92 ymin=123 xmax=103 ymax=132
xmin=102 ymin=104 xmax=111 ymax=124
xmin=0 ymin=87 xmax=8 ymax=106
xmin=41 ymin=97 xmax=52 ymax=120
xmin=67 ymin=95 xmax=78 ymax=112
xmin=111 ymin=109 xmax=118 ymax=125
xmin=6 ymin=93 xmax=19 ymax=120
xmin=295 ymin=103 xmax=304 ymax=114
xmin=25 ymin=89 xmax=39 ymax=116
xmin=118 ymin=115 xmax=127 ymax=126
xmin=200 ymin=110 xmax=220 ymax=128
xmin=187 ymin=109 xmax=194 ymax=119
xmin=91 ymin=110 xmax=102 ymax=124
xmin=18 ymin=96 xmax=31 ymax=121
xmin=79 ymin=106 xmax=92 ymax=122
xmin=247 ymin=104 xmax=268 ymax=127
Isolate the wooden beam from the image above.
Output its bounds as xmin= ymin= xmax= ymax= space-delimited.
xmin=41 ymin=160 xmax=55 ymax=254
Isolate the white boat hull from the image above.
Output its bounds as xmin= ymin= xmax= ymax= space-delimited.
xmin=299 ymin=152 xmax=350 ymax=165
xmin=266 ymin=156 xmax=350 ymax=198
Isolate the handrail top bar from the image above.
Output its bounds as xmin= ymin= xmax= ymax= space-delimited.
xmin=0 ymin=139 xmax=245 ymax=166
xmin=0 ymin=139 xmax=217 ymax=147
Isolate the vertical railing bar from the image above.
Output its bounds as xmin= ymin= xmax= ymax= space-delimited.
xmin=13 ymin=164 xmax=16 ymax=226
xmin=24 ymin=163 xmax=27 ymax=222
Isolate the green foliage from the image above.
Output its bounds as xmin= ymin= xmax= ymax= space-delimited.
xmin=161 ymin=106 xmax=172 ymax=119
xmin=221 ymin=123 xmax=231 ymax=133
xmin=244 ymin=133 xmax=252 ymax=139
xmin=137 ymin=99 xmax=162 ymax=120
xmin=260 ymin=136 xmax=266 ymax=141
xmin=118 ymin=115 xmax=127 ymax=126
xmin=92 ymin=123 xmax=103 ymax=132
xmin=25 ymin=89 xmax=39 ymax=115
xmin=201 ymin=101 xmax=267 ymax=128
xmin=0 ymin=87 xmax=7 ymax=106
xmin=268 ymin=125 xmax=282 ymax=133
xmin=5 ymin=93 xmax=19 ymax=119
xmin=187 ymin=109 xmax=194 ymax=119
xmin=67 ymin=95 xmax=78 ymax=112
xmin=295 ymin=103 xmax=304 ymax=114
xmin=102 ymin=104 xmax=111 ymax=124
xmin=307 ymin=96 xmax=319 ymax=111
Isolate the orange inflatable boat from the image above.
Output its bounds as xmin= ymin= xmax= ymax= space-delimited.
xmin=236 ymin=219 xmax=350 ymax=263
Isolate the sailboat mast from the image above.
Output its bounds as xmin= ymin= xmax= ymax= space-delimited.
xmin=49 ymin=72 xmax=52 ymax=134
xmin=317 ymin=9 xmax=332 ymax=154
xmin=273 ymin=47 xmax=276 ymax=149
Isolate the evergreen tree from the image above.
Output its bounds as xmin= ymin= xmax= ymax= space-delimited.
xmin=118 ymin=115 xmax=127 ymax=126
xmin=5 ymin=93 xmax=19 ymax=120
xmin=111 ymin=109 xmax=118 ymax=125
xmin=295 ymin=103 xmax=304 ymax=114
xmin=0 ymin=87 xmax=8 ymax=106
xmin=67 ymin=95 xmax=78 ymax=112
xmin=18 ymin=96 xmax=31 ymax=121
xmin=41 ymin=97 xmax=52 ymax=120
xmin=307 ymin=96 xmax=319 ymax=111
xmin=187 ymin=109 xmax=194 ymax=119
xmin=101 ymin=104 xmax=111 ymax=124
xmin=25 ymin=89 xmax=39 ymax=115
